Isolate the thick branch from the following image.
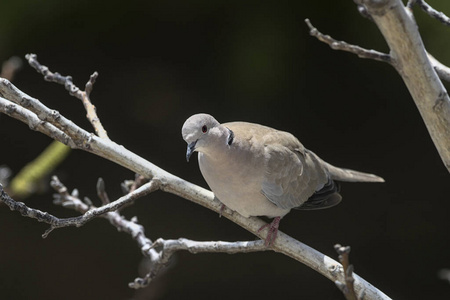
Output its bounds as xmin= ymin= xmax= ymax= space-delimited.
xmin=355 ymin=0 xmax=450 ymax=172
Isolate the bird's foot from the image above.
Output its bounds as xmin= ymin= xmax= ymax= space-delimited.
xmin=258 ymin=217 xmax=281 ymax=246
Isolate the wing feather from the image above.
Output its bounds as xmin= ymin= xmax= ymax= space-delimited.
xmin=261 ymin=134 xmax=328 ymax=210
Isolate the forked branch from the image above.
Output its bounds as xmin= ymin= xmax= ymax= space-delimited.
xmin=0 ymin=54 xmax=390 ymax=298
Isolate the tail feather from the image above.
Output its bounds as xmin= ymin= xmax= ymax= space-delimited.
xmin=324 ymin=161 xmax=384 ymax=183
xmin=296 ymin=180 xmax=342 ymax=210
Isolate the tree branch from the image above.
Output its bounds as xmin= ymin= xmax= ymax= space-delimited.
xmin=1 ymin=176 xmax=159 ymax=237
xmin=131 ymin=238 xmax=269 ymax=289
xmin=307 ymin=0 xmax=450 ymax=172
xmin=358 ymin=0 xmax=450 ymax=172
xmin=0 ymin=96 xmax=75 ymax=147
xmin=25 ymin=54 xmax=109 ymax=139
xmin=306 ymin=18 xmax=450 ymax=83
xmin=0 ymin=64 xmax=390 ymax=298
xmin=334 ymin=244 xmax=360 ymax=300
xmin=408 ymin=0 xmax=450 ymax=26
xmin=305 ymin=19 xmax=391 ymax=63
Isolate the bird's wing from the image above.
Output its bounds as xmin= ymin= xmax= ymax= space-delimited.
xmin=260 ymin=131 xmax=328 ymax=210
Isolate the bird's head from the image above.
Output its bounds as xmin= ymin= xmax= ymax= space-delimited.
xmin=182 ymin=113 xmax=221 ymax=162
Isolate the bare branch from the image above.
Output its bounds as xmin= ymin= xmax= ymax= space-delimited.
xmin=131 ymin=238 xmax=268 ymax=289
xmin=25 ymin=54 xmax=109 ymax=139
xmin=308 ymin=0 xmax=450 ymax=172
xmin=334 ymin=244 xmax=359 ymax=300
xmin=1 ymin=177 xmax=159 ymax=238
xmin=0 ymin=60 xmax=391 ymax=299
xmin=428 ymin=54 xmax=450 ymax=83
xmin=0 ymin=96 xmax=75 ymax=147
xmin=357 ymin=0 xmax=450 ymax=172
xmin=50 ymin=176 xmax=155 ymax=249
xmin=306 ymin=17 xmax=450 ymax=83
xmin=305 ymin=19 xmax=391 ymax=63
xmin=0 ymin=78 xmax=92 ymax=146
xmin=409 ymin=0 xmax=450 ymax=26
xmin=96 ymin=177 xmax=110 ymax=204
xmin=50 ymin=176 xmax=270 ymax=289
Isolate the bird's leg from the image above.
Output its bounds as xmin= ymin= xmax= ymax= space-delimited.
xmin=258 ymin=217 xmax=281 ymax=246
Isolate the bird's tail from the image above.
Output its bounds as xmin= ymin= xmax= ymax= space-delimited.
xmin=323 ymin=160 xmax=384 ymax=182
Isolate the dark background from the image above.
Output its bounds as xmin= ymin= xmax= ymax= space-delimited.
xmin=1 ymin=0 xmax=450 ymax=299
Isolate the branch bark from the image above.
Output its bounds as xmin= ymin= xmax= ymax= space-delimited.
xmin=0 ymin=56 xmax=391 ymax=298
xmin=355 ymin=0 xmax=450 ymax=172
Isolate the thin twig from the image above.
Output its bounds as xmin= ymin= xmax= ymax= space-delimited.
xmin=96 ymin=178 xmax=110 ymax=204
xmin=409 ymin=0 xmax=450 ymax=26
xmin=334 ymin=244 xmax=360 ymax=300
xmin=306 ymin=17 xmax=450 ymax=83
xmin=1 ymin=178 xmax=159 ymax=238
xmin=305 ymin=19 xmax=391 ymax=63
xmin=25 ymin=54 xmax=109 ymax=139
xmin=50 ymin=176 xmax=155 ymax=248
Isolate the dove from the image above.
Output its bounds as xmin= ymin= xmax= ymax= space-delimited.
xmin=182 ymin=113 xmax=384 ymax=246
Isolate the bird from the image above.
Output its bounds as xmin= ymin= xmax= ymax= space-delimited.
xmin=182 ymin=113 xmax=384 ymax=246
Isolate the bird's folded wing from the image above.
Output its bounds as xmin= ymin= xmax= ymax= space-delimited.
xmin=261 ymin=143 xmax=326 ymax=210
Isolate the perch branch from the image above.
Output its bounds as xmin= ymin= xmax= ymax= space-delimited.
xmin=25 ymin=54 xmax=108 ymax=139
xmin=0 ymin=55 xmax=390 ymax=299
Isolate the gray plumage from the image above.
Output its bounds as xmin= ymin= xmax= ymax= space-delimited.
xmin=182 ymin=113 xmax=384 ymax=220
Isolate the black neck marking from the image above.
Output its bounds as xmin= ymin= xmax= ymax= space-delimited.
xmin=226 ymin=127 xmax=234 ymax=146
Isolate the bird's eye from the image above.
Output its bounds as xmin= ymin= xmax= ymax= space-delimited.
xmin=202 ymin=125 xmax=208 ymax=133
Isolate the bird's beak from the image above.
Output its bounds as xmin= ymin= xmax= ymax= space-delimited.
xmin=186 ymin=141 xmax=197 ymax=162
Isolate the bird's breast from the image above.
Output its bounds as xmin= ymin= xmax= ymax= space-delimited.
xmin=198 ymin=150 xmax=289 ymax=218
